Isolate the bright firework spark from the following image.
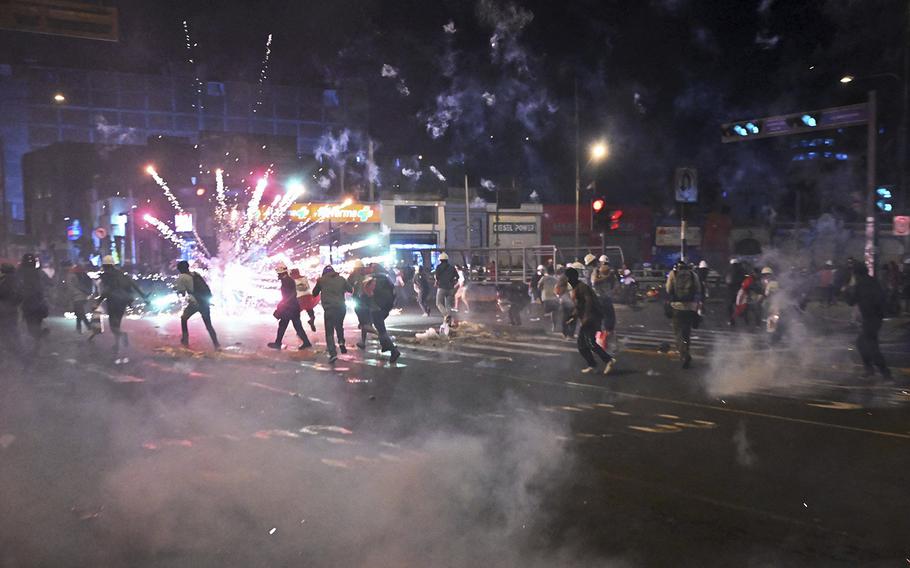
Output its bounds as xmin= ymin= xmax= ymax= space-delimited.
xmin=215 ymin=168 xmax=227 ymax=220
xmin=144 ymin=214 xmax=188 ymax=250
xmin=182 ymin=20 xmax=204 ymax=109
xmin=146 ymin=166 xmax=212 ymax=258
xmin=253 ymin=34 xmax=273 ymax=113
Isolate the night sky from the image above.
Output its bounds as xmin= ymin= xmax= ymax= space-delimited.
xmin=1 ymin=0 xmax=906 ymax=214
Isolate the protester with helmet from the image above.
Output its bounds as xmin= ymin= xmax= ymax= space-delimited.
xmin=290 ymin=267 xmax=318 ymax=332
xmin=96 ymin=255 xmax=146 ymax=354
xmin=312 ymin=265 xmax=353 ymax=363
xmin=666 ymin=259 xmax=702 ymax=368
xmin=268 ymin=263 xmax=312 ymax=351
xmin=434 ymin=252 xmax=458 ymax=319
xmin=696 ymin=260 xmax=710 ymax=299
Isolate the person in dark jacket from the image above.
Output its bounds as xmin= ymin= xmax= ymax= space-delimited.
xmin=347 ymin=260 xmax=373 ymax=349
xmin=844 ymin=261 xmax=892 ymax=381
xmin=413 ymin=265 xmax=432 ymax=316
xmin=17 ymin=253 xmax=52 ymax=346
xmin=268 ymin=263 xmax=311 ymax=351
xmin=566 ymin=267 xmax=614 ymax=375
xmin=365 ymin=263 xmax=401 ymax=363
xmin=312 ymin=265 xmax=353 ymax=363
xmin=0 ymin=263 xmax=23 ymax=358
xmin=97 ymin=255 xmax=146 ymax=354
xmin=434 ymin=252 xmax=458 ymax=318
xmin=499 ymin=281 xmax=530 ymax=326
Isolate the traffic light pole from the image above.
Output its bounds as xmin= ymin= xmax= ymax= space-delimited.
xmin=680 ymin=202 xmax=688 ymax=262
xmin=865 ymin=90 xmax=878 ymax=277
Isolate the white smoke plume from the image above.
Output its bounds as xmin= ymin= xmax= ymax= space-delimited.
xmin=443 ymin=20 xmax=457 ymax=34
xmin=429 ymin=165 xmax=447 ymax=182
xmin=480 ymin=178 xmax=496 ymax=191
xmin=94 ymin=115 xmax=138 ymax=145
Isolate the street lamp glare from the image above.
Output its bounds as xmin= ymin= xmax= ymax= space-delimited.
xmin=840 ymin=75 xmax=854 ymax=84
xmin=590 ymin=142 xmax=608 ymax=161
xmin=53 ymin=93 xmax=66 ymax=103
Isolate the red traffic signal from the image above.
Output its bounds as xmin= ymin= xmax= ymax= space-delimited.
xmin=592 ymin=198 xmax=605 ymax=212
xmin=609 ymin=209 xmax=623 ymax=231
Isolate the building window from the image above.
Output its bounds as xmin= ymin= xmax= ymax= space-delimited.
xmin=395 ymin=205 xmax=436 ymax=224
xmin=207 ymin=82 xmax=225 ymax=96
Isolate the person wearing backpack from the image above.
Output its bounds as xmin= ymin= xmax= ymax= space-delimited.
xmin=364 ymin=263 xmax=401 ymax=363
xmin=666 ymin=259 xmax=702 ymax=369
xmin=175 ymin=260 xmax=220 ymax=350
xmin=433 ymin=252 xmax=458 ymax=319
xmin=97 ymin=255 xmax=147 ymax=354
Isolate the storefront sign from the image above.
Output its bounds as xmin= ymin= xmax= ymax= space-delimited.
xmin=289 ymin=202 xmax=380 ymax=223
xmin=493 ymin=222 xmax=537 ymax=233
xmin=655 ymin=226 xmax=702 ymax=246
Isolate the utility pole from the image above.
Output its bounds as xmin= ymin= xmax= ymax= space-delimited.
xmin=865 ymin=90 xmax=878 ymax=277
xmin=574 ymin=77 xmax=581 ymax=255
xmin=464 ymin=174 xmax=471 ymax=261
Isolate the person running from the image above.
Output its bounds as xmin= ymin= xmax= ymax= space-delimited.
xmin=565 ymin=267 xmax=614 ymax=375
xmin=696 ymin=260 xmax=710 ymax=299
xmin=348 ymin=260 xmax=373 ymax=349
xmin=175 ymin=260 xmax=220 ymax=350
xmin=434 ymin=252 xmax=458 ymax=319
xmin=413 ymin=265 xmax=432 ymax=316
xmin=268 ymin=263 xmax=311 ymax=351
xmin=454 ymin=265 xmax=470 ymax=313
xmin=538 ymin=265 xmax=560 ymax=332
xmin=845 ymin=261 xmax=893 ymax=381
xmin=96 ymin=255 xmax=146 ymax=354
xmin=60 ymin=260 xmax=93 ymax=334
xmin=666 ymin=260 xmax=702 ymax=369
xmin=290 ymin=267 xmax=318 ymax=331
xmin=364 ymin=263 xmax=401 ymax=363
xmin=16 ymin=253 xmax=51 ymax=348
xmin=555 ymin=265 xmax=575 ymax=339
xmin=725 ymin=258 xmax=745 ymax=326
xmin=312 ymin=265 xmax=353 ymax=363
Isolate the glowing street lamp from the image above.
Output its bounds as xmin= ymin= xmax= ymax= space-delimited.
xmin=53 ymin=93 xmax=66 ymax=103
xmin=839 ymin=75 xmax=855 ymax=84
xmin=589 ymin=141 xmax=608 ymax=162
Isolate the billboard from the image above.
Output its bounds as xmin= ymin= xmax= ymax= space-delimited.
xmin=288 ymin=202 xmax=380 ymax=223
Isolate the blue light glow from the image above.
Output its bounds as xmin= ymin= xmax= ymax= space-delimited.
xmin=733 ymin=125 xmax=748 ymax=136
xmin=745 ymin=122 xmax=760 ymax=134
xmin=800 ymin=114 xmax=818 ymax=127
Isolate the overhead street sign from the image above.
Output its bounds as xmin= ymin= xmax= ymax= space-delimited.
xmin=721 ymin=103 xmax=869 ymax=143
xmin=674 ymin=167 xmax=698 ymax=203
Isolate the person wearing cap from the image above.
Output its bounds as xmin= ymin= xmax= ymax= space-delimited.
xmin=347 ymin=260 xmax=373 ymax=349
xmin=96 ymin=255 xmax=147 ymax=354
xmin=583 ymin=253 xmax=598 ymax=285
xmin=175 ymin=260 xmax=220 ymax=350
xmin=312 ymin=265 xmax=353 ymax=363
xmin=268 ymin=263 xmax=312 ymax=351
xmin=565 ymin=267 xmax=614 ymax=375
xmin=434 ymin=252 xmax=458 ymax=319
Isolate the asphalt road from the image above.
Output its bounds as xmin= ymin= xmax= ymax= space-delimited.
xmin=0 ymin=300 xmax=908 ymax=567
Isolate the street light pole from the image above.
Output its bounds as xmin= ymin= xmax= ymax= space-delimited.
xmin=866 ymin=90 xmax=878 ymax=277
xmin=574 ymin=78 xmax=580 ymax=255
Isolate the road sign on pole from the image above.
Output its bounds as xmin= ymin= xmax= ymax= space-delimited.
xmin=721 ymin=103 xmax=869 ymax=143
xmin=674 ymin=167 xmax=698 ymax=203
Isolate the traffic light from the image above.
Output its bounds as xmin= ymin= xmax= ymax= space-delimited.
xmin=721 ymin=120 xmax=763 ymax=142
xmin=785 ymin=112 xmax=820 ymax=132
xmin=608 ymin=209 xmax=623 ymax=231
xmin=592 ymin=198 xmax=607 ymax=230
xmin=876 ymin=186 xmax=894 ymax=213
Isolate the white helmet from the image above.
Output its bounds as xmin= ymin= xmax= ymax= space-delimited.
xmin=599 ymin=255 xmax=608 ymax=263
xmin=275 ymin=262 xmax=288 ymax=273
xmin=583 ymin=253 xmax=596 ymax=265
xmin=536 ymin=264 xmax=545 ymax=272
xmin=439 ymin=252 xmax=449 ymax=261
xmin=623 ymin=269 xmax=631 ymax=276
xmin=102 ymin=255 xmax=114 ymax=266
xmin=730 ymin=258 xmax=740 ymax=264
xmin=352 ymin=259 xmax=364 ymax=269
xmin=698 ymin=260 xmax=708 ymax=269
xmin=825 ymin=260 xmax=834 ymax=267
xmin=571 ymin=261 xmax=585 ymax=270
xmin=761 ymin=266 xmax=774 ymax=275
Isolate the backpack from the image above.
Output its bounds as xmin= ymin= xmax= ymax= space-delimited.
xmin=191 ymin=272 xmax=213 ymax=302
xmin=673 ymin=269 xmax=697 ymax=302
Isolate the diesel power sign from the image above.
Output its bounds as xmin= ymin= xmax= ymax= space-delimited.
xmin=493 ymin=222 xmax=537 ymax=233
